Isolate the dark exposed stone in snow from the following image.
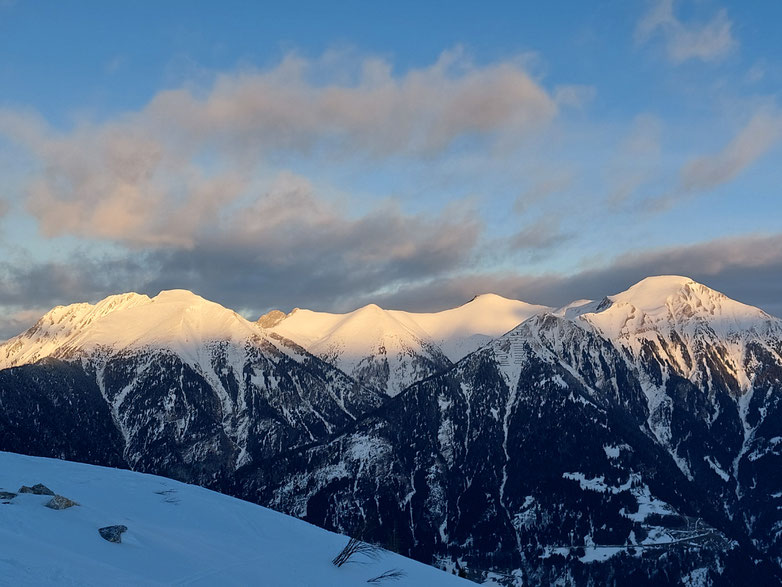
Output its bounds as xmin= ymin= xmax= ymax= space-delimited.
xmin=0 ymin=491 xmax=17 ymax=500
xmin=18 ymin=483 xmax=55 ymax=496
xmin=45 ymin=495 xmax=78 ymax=509
xmin=99 ymin=525 xmax=128 ymax=543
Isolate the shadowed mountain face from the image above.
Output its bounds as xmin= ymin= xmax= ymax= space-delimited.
xmin=1 ymin=277 xmax=781 ymax=584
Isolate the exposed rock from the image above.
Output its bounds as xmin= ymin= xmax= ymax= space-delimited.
xmin=18 ymin=483 xmax=55 ymax=496
xmin=0 ymin=491 xmax=17 ymax=500
xmin=257 ymin=309 xmax=286 ymax=328
xmin=98 ymin=525 xmax=128 ymax=543
xmin=45 ymin=494 xmax=78 ymax=509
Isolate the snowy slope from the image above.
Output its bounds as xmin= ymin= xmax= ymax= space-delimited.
xmin=552 ymin=275 xmax=782 ymax=392
xmin=0 ymin=451 xmax=465 ymax=586
xmin=265 ymin=293 xmax=550 ymax=395
xmin=398 ymin=293 xmax=551 ymax=360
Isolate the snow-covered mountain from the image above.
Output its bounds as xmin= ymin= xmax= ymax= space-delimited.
xmin=239 ymin=277 xmax=782 ymax=583
xmin=0 ymin=451 xmax=466 ymax=586
xmin=0 ymin=290 xmax=383 ymax=484
xmin=554 ymin=276 xmax=782 ymax=571
xmin=2 ymin=289 xmax=273 ymax=369
xmin=263 ymin=293 xmax=550 ymax=396
xmin=1 ymin=276 xmax=781 ymax=584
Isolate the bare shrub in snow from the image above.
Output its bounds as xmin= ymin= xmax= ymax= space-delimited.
xmin=367 ymin=568 xmax=406 ymax=583
xmin=332 ymin=537 xmax=380 ymax=567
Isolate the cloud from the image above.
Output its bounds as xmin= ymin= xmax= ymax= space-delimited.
xmin=605 ymin=114 xmax=662 ymax=205
xmin=680 ymin=108 xmax=782 ymax=192
xmin=636 ymin=0 xmax=737 ymax=63
xmin=3 ymin=230 xmax=780 ymax=341
xmin=0 ymin=308 xmax=52 ymax=341
xmin=508 ymin=217 xmax=572 ymax=254
xmin=366 ymin=233 xmax=782 ymax=319
xmin=0 ymin=49 xmax=556 ymax=248
xmin=553 ymin=85 xmax=596 ymax=109
xmin=643 ymin=106 xmax=782 ymax=211
xmin=0 ymin=170 xmax=483 ymax=338
xmin=141 ymin=170 xmax=483 ymax=310
xmin=514 ymin=173 xmax=574 ymax=214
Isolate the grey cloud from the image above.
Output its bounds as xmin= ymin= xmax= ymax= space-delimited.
xmin=636 ymin=0 xmax=737 ymax=64
xmin=0 ymin=178 xmax=483 ymax=337
xmin=508 ymin=218 xmax=572 ymax=254
xmin=3 ymin=231 xmax=780 ymax=342
xmin=148 ymin=49 xmax=557 ymax=156
xmin=0 ymin=253 xmax=152 ymax=310
xmin=369 ymin=233 xmax=782 ymax=319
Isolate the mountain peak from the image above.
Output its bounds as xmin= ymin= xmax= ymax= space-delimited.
xmin=151 ymin=289 xmax=209 ymax=305
xmin=465 ymin=292 xmax=516 ymax=306
xmin=610 ymin=275 xmax=700 ymax=312
xmin=574 ymin=275 xmax=775 ymax=342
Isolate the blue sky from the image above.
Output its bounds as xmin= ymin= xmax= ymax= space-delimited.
xmin=0 ymin=0 xmax=780 ymax=335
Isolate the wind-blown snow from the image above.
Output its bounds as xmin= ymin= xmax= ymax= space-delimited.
xmin=0 ymin=451 xmax=465 ymax=586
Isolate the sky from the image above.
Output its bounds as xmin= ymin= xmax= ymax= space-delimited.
xmin=0 ymin=0 xmax=781 ymax=337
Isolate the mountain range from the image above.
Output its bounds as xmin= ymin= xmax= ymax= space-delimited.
xmin=1 ymin=275 xmax=780 ymax=585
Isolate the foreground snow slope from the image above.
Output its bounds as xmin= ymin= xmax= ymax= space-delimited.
xmin=0 ymin=451 xmax=465 ymax=586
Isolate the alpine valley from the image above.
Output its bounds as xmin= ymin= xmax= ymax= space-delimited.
xmin=1 ymin=276 xmax=780 ymax=585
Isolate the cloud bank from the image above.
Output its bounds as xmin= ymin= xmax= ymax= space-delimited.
xmin=1 ymin=231 xmax=781 ymax=340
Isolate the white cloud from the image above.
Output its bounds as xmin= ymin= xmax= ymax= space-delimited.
xmin=681 ymin=108 xmax=782 ymax=192
xmin=0 ymin=49 xmax=556 ymax=247
xmin=636 ymin=0 xmax=737 ymax=64
xmin=553 ymin=85 xmax=596 ymax=109
xmin=605 ymin=114 xmax=662 ymax=205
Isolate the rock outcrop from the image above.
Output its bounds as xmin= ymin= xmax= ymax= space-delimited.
xmin=98 ymin=525 xmax=128 ymax=543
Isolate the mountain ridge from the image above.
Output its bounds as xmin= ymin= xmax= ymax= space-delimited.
xmin=1 ymin=275 xmax=781 ymax=583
